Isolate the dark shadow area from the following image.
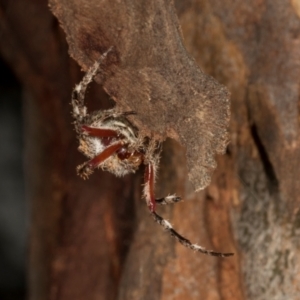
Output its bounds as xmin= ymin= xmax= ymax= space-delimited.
xmin=0 ymin=57 xmax=26 ymax=300
xmin=250 ymin=124 xmax=279 ymax=194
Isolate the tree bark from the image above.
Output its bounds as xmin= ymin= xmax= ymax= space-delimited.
xmin=176 ymin=0 xmax=300 ymax=299
xmin=0 ymin=0 xmax=300 ymax=299
xmin=49 ymin=0 xmax=230 ymax=192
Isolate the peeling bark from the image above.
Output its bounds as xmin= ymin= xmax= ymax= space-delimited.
xmin=49 ymin=0 xmax=230 ymax=191
xmin=1 ymin=0 xmax=300 ymax=299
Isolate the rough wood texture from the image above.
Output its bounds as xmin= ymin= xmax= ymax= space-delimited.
xmin=49 ymin=0 xmax=230 ymax=191
xmin=175 ymin=0 xmax=300 ymax=299
xmin=1 ymin=0 xmax=300 ymax=299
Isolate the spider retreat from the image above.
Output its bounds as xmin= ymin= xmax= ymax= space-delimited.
xmin=71 ymin=48 xmax=233 ymax=257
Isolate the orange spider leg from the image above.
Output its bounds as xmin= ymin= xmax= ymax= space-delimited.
xmin=82 ymin=125 xmax=119 ymax=138
xmin=88 ymin=142 xmax=123 ymax=169
xmin=144 ymin=163 xmax=156 ymax=212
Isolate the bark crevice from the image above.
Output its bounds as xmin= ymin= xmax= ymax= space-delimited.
xmin=250 ymin=124 xmax=279 ymax=194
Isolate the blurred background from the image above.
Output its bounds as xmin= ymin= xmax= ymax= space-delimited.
xmin=1 ymin=1 xmax=300 ymax=300
xmin=0 ymin=57 xmax=26 ymax=300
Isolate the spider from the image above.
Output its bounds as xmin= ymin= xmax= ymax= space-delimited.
xmin=71 ymin=48 xmax=234 ymax=257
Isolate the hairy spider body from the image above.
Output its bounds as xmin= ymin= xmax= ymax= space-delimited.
xmin=77 ymin=110 xmax=144 ymax=178
xmin=71 ymin=48 xmax=234 ymax=257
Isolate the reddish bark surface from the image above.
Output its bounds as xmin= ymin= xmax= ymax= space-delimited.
xmin=0 ymin=0 xmax=300 ymax=299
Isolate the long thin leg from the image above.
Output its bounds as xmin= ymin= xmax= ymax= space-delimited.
xmin=71 ymin=47 xmax=113 ymax=125
xmin=155 ymin=196 xmax=182 ymax=205
xmin=143 ymin=164 xmax=156 ymax=212
xmin=77 ymin=141 xmax=123 ymax=179
xmin=151 ymin=212 xmax=234 ymax=257
xmin=143 ymin=164 xmax=183 ymax=210
xmin=143 ymin=163 xmax=234 ymax=257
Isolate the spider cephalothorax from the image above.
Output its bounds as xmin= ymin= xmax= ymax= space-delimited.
xmin=71 ymin=48 xmax=233 ymax=257
xmin=76 ymin=109 xmax=144 ymax=178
